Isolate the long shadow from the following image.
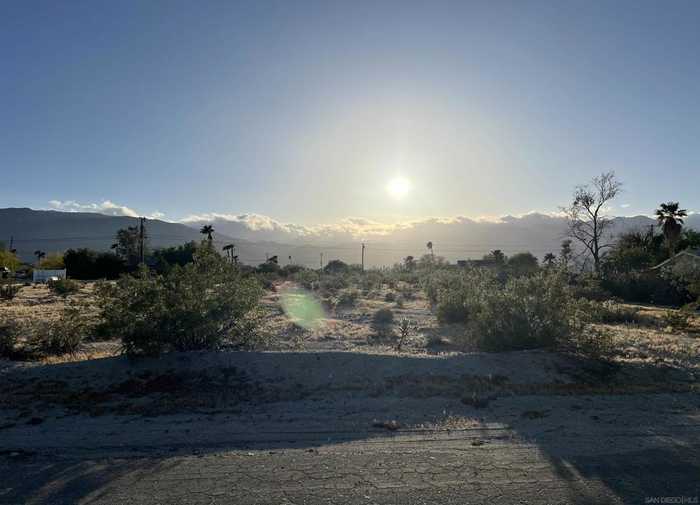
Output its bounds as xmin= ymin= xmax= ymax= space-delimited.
xmin=2 ymin=350 xmax=699 ymax=504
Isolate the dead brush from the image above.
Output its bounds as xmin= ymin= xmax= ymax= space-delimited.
xmin=396 ymin=317 xmax=416 ymax=351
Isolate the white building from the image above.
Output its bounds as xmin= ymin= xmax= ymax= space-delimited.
xmin=33 ymin=269 xmax=67 ymax=283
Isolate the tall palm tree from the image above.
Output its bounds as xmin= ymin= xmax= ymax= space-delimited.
xmin=426 ymin=241 xmax=434 ymax=258
xmin=34 ymin=250 xmax=45 ymax=265
xmin=200 ymin=225 xmax=214 ymax=241
xmin=655 ymin=202 xmax=687 ymax=255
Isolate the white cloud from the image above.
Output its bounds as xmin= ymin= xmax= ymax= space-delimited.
xmin=47 ymin=200 xmax=166 ymax=220
xmin=620 ymin=203 xmax=631 ymax=208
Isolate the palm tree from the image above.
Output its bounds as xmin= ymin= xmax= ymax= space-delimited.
xmin=655 ymin=202 xmax=687 ymax=255
xmin=200 ymin=225 xmax=214 ymax=241
xmin=543 ymin=252 xmax=556 ymax=267
xmin=34 ymin=250 xmax=45 ymax=265
xmin=489 ymin=249 xmax=506 ymax=265
xmin=426 ymin=241 xmax=434 ymax=258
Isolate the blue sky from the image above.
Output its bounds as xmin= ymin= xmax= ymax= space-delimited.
xmin=2 ymin=0 xmax=699 ymax=225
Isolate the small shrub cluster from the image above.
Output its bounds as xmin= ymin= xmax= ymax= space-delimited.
xmin=371 ymin=308 xmax=395 ymax=340
xmin=48 ymin=278 xmax=80 ymax=296
xmin=97 ymin=249 xmax=263 ymax=356
xmin=577 ymin=300 xmax=654 ymax=326
xmin=662 ymin=309 xmax=692 ymax=332
xmin=570 ymin=326 xmax=616 ymax=361
xmin=0 ymin=282 xmax=21 ymax=301
xmin=0 ymin=319 xmax=20 ymax=358
xmin=430 ymin=269 xmax=582 ymax=351
xmin=336 ymin=289 xmax=359 ymax=308
xmin=28 ymin=304 xmax=91 ymax=356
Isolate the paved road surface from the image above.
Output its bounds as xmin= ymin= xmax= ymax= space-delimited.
xmin=2 ymin=394 xmax=699 ymax=505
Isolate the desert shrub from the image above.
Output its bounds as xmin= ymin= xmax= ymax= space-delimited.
xmin=433 ymin=269 xmax=580 ymax=351
xmin=371 ymin=308 xmax=395 ymax=339
xmin=601 ymin=272 xmax=690 ymax=306
xmin=293 ymin=269 xmax=320 ymax=290
xmin=436 ymin=291 xmax=469 ymax=324
xmin=570 ymin=326 xmax=615 ymax=361
xmin=0 ymin=319 xmax=20 ymax=358
xmin=468 ymin=272 xmax=577 ymax=351
xmin=0 ymin=282 xmax=21 ymax=300
xmin=578 ymin=300 xmax=654 ymax=326
xmin=323 ymin=259 xmax=350 ymax=274
xmin=396 ymin=318 xmax=416 ymax=351
xmin=384 ymin=291 xmax=396 ymax=303
xmin=319 ymin=274 xmax=348 ymax=293
xmin=337 ymin=289 xmax=359 ymax=307
xmin=571 ymin=276 xmax=613 ymax=301
xmin=662 ymin=310 xmax=692 ymax=332
xmin=48 ymin=278 xmax=80 ymax=296
xmin=432 ymin=269 xmax=497 ymax=324
xmin=97 ymin=249 xmax=263 ymax=356
xmin=28 ymin=304 xmax=92 ymax=356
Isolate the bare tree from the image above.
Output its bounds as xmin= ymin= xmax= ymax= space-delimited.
xmin=562 ymin=171 xmax=622 ymax=275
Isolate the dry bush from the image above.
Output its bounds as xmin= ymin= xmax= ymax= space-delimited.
xmin=371 ymin=308 xmax=395 ymax=340
xmin=662 ymin=310 xmax=692 ymax=333
xmin=0 ymin=282 xmax=21 ymax=301
xmin=0 ymin=318 xmax=20 ymax=358
xmin=27 ymin=304 xmax=93 ymax=356
xmin=570 ymin=326 xmax=616 ymax=361
xmin=47 ymin=278 xmax=80 ymax=296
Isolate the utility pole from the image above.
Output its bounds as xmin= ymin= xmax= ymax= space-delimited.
xmin=138 ymin=217 xmax=146 ymax=265
xmin=320 ymin=252 xmax=324 ymax=269
xmin=361 ymin=243 xmax=365 ymax=272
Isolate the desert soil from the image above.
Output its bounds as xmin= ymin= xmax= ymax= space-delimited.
xmin=1 ymin=283 xmax=699 ymax=504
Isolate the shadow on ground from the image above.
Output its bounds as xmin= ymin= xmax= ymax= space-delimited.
xmin=1 ymin=350 xmax=699 ymax=504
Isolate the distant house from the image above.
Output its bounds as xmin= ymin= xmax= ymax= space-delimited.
xmin=651 ymin=249 xmax=700 ymax=272
xmin=33 ymin=269 xmax=67 ymax=283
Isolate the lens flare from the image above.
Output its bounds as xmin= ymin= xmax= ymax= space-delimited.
xmin=279 ymin=286 xmax=325 ymax=330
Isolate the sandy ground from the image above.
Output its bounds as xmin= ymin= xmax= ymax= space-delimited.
xmin=1 ymin=282 xmax=699 ymax=503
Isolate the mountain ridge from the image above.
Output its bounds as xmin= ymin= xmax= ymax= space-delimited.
xmin=2 ymin=208 xmax=698 ymax=268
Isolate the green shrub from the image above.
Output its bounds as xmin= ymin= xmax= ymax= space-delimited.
xmin=319 ymin=274 xmax=348 ymax=293
xmin=337 ymin=289 xmax=359 ymax=307
xmin=571 ymin=276 xmax=613 ymax=301
xmin=47 ymin=278 xmax=80 ymax=296
xmin=371 ymin=308 xmax=395 ymax=339
xmin=571 ymin=326 xmax=615 ymax=361
xmin=468 ymin=272 xmax=577 ymax=351
xmin=0 ymin=282 xmax=21 ymax=301
xmin=293 ymin=270 xmax=319 ymax=290
xmin=432 ymin=269 xmax=580 ymax=351
xmin=97 ymin=249 xmax=263 ymax=356
xmin=0 ymin=319 xmax=20 ymax=358
xmin=28 ymin=304 xmax=91 ymax=356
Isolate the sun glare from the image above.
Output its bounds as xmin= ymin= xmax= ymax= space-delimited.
xmin=387 ymin=176 xmax=411 ymax=199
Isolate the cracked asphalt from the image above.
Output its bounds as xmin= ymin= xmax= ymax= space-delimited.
xmin=2 ymin=393 xmax=699 ymax=505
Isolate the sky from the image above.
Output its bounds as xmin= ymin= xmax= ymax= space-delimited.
xmin=2 ymin=0 xmax=699 ymax=227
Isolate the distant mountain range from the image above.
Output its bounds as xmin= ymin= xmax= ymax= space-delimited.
xmin=2 ymin=208 xmax=699 ymax=268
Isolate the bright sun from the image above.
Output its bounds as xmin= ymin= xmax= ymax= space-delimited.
xmin=387 ymin=176 xmax=411 ymax=199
